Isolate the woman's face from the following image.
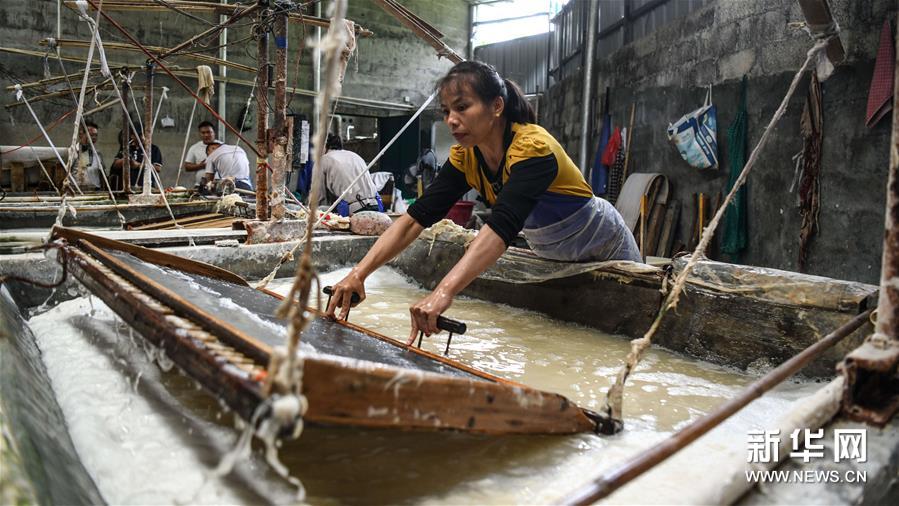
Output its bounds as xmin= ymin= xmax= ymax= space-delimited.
xmin=439 ymin=81 xmax=503 ymax=148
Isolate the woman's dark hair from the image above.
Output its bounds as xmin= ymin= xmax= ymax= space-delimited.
xmin=436 ymin=61 xmax=535 ymax=124
xmin=326 ymin=133 xmax=343 ymax=151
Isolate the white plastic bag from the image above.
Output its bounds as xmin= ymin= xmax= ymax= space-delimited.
xmin=667 ymin=85 xmax=719 ymax=169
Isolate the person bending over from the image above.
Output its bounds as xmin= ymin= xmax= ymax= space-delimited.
xmin=326 ymin=61 xmax=639 ymax=343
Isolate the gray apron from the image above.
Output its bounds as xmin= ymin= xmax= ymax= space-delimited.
xmin=522 ymin=197 xmax=641 ymax=262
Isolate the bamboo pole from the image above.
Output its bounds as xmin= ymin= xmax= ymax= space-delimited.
xmin=3 ymin=78 xmax=112 ymax=108
xmin=255 ymin=1 xmax=270 ymax=221
xmin=62 ymin=1 xmax=374 ymax=36
xmin=639 ymin=194 xmax=646 ymax=261
xmin=270 ymin=10 xmax=288 ymax=220
xmin=563 ymin=309 xmax=872 ymax=505
xmin=82 ymin=0 xmax=259 ymax=157
xmin=142 ymin=63 xmax=154 ymax=194
xmin=875 ymin=10 xmax=899 ymax=343
xmin=372 ymin=0 xmax=463 ymax=63
xmin=122 ymin=78 xmax=131 ymax=193
xmin=621 ymin=102 xmax=636 ymax=182
xmin=156 ymin=2 xmax=259 ymax=60
xmin=41 ymin=38 xmax=256 ymax=74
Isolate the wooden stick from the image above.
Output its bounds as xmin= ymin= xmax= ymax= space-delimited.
xmin=41 ymin=38 xmax=256 ymax=74
xmin=697 ymin=192 xmax=705 ymax=245
xmin=564 ymin=308 xmax=873 ymax=505
xmin=62 ymin=1 xmax=374 ymax=37
xmin=621 ymin=102 xmax=636 ymax=182
xmin=639 ymin=193 xmax=646 ymax=261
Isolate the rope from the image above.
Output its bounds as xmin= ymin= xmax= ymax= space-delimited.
xmin=28 ymin=147 xmax=62 ymax=195
xmin=54 ymin=4 xmax=126 ymax=228
xmin=0 ymin=107 xmax=77 ymax=155
xmin=84 ymin=0 xmax=262 ymax=158
xmin=76 ymin=4 xmax=188 ymax=236
xmin=13 ymin=86 xmax=83 ymax=195
xmin=268 ymin=0 xmax=355 ymax=398
xmin=254 ymin=89 xmax=436 ymax=290
xmin=174 ymin=93 xmax=199 ymax=187
xmin=600 ymin=40 xmax=830 ymax=425
xmin=150 ymin=85 xmax=169 ymax=134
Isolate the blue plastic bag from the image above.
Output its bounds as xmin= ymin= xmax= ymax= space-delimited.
xmin=667 ymin=86 xmax=718 ymax=169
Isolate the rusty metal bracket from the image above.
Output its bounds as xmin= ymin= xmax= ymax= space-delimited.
xmin=838 ymin=333 xmax=899 ymax=426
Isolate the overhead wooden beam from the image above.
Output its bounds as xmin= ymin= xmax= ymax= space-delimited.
xmin=39 ymin=38 xmax=256 ymax=74
xmin=62 ymin=0 xmax=374 ymax=37
xmin=797 ymin=0 xmax=845 ymax=67
xmin=1 ymin=47 xmax=416 ymax=113
xmin=372 ymin=0 xmax=463 ymax=63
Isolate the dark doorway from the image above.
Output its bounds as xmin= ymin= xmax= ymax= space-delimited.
xmin=378 ymin=115 xmax=419 ymax=197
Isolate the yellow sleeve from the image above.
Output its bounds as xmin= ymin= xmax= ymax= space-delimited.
xmin=447 ymin=144 xmax=468 ymax=173
xmin=506 ymin=134 xmax=553 ymax=169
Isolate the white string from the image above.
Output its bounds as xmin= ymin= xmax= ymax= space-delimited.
xmin=14 ymin=86 xmax=83 ymax=195
xmin=174 ymin=96 xmax=198 ymax=187
xmin=28 ymin=147 xmax=61 ymax=195
xmin=78 ymin=8 xmax=189 ymax=238
xmin=150 ymin=85 xmax=169 ymax=133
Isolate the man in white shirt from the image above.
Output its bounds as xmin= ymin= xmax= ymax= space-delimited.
xmin=182 ymin=121 xmax=218 ymax=185
xmin=204 ymin=141 xmax=254 ymax=191
xmin=315 ymin=134 xmax=382 ymax=216
xmin=76 ymin=120 xmax=104 ymax=190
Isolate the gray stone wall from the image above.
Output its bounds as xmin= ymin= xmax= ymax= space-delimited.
xmin=0 ymin=0 xmax=468 ymax=188
xmin=542 ymin=0 xmax=897 ymax=284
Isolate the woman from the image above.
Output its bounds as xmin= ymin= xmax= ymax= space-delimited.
xmin=326 ymin=61 xmax=639 ymax=343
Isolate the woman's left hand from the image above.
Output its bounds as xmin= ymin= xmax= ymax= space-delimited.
xmin=406 ymin=288 xmax=453 ymax=345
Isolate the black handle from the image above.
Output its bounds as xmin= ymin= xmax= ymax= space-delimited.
xmin=323 ymin=285 xmax=360 ymax=304
xmin=436 ymin=316 xmax=466 ymax=335
xmin=324 ymin=286 xmax=466 ymax=335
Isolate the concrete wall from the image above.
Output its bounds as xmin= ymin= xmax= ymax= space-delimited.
xmin=0 ymin=0 xmax=468 ymax=188
xmin=542 ymin=0 xmax=897 ymax=284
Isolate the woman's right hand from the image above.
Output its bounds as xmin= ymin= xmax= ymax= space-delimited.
xmin=325 ymin=269 xmax=366 ymax=320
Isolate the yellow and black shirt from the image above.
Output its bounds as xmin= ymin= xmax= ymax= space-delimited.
xmin=407 ymin=122 xmax=593 ymax=245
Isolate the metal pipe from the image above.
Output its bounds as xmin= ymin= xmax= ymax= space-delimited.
xmin=255 ymin=1 xmax=270 ymax=221
xmin=577 ymin=0 xmax=598 ymax=176
xmin=270 ymin=9 xmax=288 ymax=220
xmin=564 ymin=308 xmax=873 ymax=505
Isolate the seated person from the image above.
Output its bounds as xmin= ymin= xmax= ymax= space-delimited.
xmin=111 ymin=125 xmax=163 ymax=190
xmin=315 ymin=134 xmax=383 ymax=216
xmin=182 ymin=120 xmax=219 ymax=186
xmin=76 ymin=120 xmax=104 ymax=190
xmin=203 ymin=141 xmax=254 ymax=192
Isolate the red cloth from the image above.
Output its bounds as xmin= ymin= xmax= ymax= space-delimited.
xmin=866 ymin=20 xmax=895 ymax=128
xmin=601 ymin=127 xmax=622 ymax=166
